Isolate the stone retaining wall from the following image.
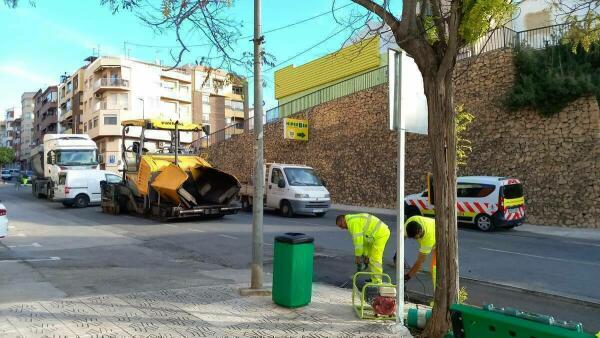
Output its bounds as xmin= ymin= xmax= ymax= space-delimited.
xmin=205 ymin=49 xmax=600 ymax=228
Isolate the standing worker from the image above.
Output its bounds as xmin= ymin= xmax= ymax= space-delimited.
xmin=336 ymin=213 xmax=391 ymax=283
xmin=399 ymin=215 xmax=437 ymax=290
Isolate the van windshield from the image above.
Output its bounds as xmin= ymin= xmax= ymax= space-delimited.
xmin=503 ymin=184 xmax=524 ymax=199
xmin=56 ymin=150 xmax=98 ymax=166
xmin=284 ymin=168 xmax=323 ymax=186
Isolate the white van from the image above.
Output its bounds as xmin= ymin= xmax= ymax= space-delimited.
xmin=404 ymin=176 xmax=525 ymax=231
xmin=239 ymin=163 xmax=331 ymax=217
xmin=54 ymin=170 xmax=122 ymax=208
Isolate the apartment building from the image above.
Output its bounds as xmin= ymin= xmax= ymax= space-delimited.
xmin=33 ymin=86 xmax=58 ymax=145
xmin=80 ymin=56 xmax=193 ymax=171
xmin=57 ymin=68 xmax=85 ymax=134
xmin=4 ymin=107 xmax=22 ymax=148
xmin=20 ymin=92 xmax=36 ymax=168
xmin=189 ymin=65 xmax=246 ymax=135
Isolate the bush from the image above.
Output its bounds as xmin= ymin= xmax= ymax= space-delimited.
xmin=505 ymin=42 xmax=600 ymax=116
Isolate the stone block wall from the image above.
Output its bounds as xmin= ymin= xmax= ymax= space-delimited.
xmin=205 ymin=49 xmax=600 ymax=228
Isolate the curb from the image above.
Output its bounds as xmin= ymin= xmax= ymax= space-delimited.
xmin=461 ymin=276 xmax=600 ymax=307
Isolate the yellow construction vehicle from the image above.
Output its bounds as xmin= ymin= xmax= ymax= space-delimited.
xmin=100 ymin=119 xmax=241 ymax=220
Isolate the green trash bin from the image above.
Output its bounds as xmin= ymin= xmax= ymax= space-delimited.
xmin=272 ymin=232 xmax=314 ymax=308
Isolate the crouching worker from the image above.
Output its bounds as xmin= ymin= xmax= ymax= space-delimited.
xmin=336 ymin=213 xmax=390 ymax=283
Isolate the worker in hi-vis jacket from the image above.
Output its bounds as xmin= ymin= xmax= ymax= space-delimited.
xmin=337 ymin=213 xmax=390 ymax=283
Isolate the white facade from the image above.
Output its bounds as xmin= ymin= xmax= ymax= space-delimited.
xmin=20 ymin=92 xmax=36 ymax=165
xmin=80 ymin=56 xmax=192 ymax=172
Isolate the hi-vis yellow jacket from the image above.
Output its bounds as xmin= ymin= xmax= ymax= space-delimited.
xmin=345 ymin=213 xmax=390 ymax=256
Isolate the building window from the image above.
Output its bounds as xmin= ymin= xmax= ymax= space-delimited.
xmin=93 ymin=117 xmax=98 ymax=128
xmin=67 ymin=81 xmax=73 ymax=93
xmin=179 ymin=84 xmax=189 ymax=96
xmin=232 ymin=86 xmax=243 ymax=95
xmin=104 ymin=115 xmax=117 ymax=125
xmin=202 ymin=95 xmax=210 ymax=103
xmin=88 ymin=120 xmax=92 ymax=130
xmin=162 ymin=80 xmax=176 ymax=91
xmin=202 ymin=113 xmax=210 ymax=123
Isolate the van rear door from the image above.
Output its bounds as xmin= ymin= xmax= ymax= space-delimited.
xmin=501 ymin=179 xmax=525 ymax=221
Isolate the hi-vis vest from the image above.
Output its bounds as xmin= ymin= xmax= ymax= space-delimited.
xmin=345 ymin=213 xmax=390 ymax=256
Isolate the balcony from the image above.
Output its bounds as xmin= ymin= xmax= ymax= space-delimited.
xmin=59 ymin=110 xmax=73 ymax=122
xmin=95 ymin=101 xmax=129 ymax=112
xmin=94 ymin=78 xmax=130 ymax=93
xmin=160 ymin=88 xmax=192 ymax=103
xmin=161 ymin=69 xmax=191 ymax=83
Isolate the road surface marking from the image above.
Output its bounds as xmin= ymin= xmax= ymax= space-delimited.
xmin=8 ymin=226 xmax=16 ymax=229
xmin=0 ymin=257 xmax=60 ymax=263
xmin=564 ymin=240 xmax=600 ymax=248
xmin=166 ymin=224 xmax=205 ymax=233
xmin=14 ymin=233 xmax=26 ymax=237
xmin=479 ymin=247 xmax=600 ymax=267
xmin=264 ymin=243 xmax=273 ymax=246
xmin=218 ymin=234 xmax=238 ymax=240
xmin=7 ymin=242 xmax=42 ymax=249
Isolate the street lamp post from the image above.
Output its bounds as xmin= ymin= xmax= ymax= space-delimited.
xmin=137 ymin=97 xmax=145 ymax=120
xmin=240 ymin=0 xmax=270 ymax=297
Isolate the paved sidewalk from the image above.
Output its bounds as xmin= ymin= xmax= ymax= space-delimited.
xmin=0 ymin=283 xmax=412 ymax=338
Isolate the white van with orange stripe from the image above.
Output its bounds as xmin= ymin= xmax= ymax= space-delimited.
xmin=404 ymin=176 xmax=525 ymax=231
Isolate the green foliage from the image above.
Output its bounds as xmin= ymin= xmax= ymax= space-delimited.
xmin=0 ymin=147 xmax=15 ymax=167
xmin=460 ymin=0 xmax=516 ymax=43
xmin=561 ymin=12 xmax=600 ymax=53
xmin=424 ymin=15 xmax=440 ymax=45
xmin=456 ymin=105 xmax=475 ymax=168
xmin=458 ymin=286 xmax=469 ymax=304
xmin=506 ymin=43 xmax=600 ymax=116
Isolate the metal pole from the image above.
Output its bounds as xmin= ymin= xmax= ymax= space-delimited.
xmin=243 ymin=80 xmax=250 ymax=133
xmin=395 ymin=51 xmax=405 ymax=325
xmin=251 ymin=0 xmax=264 ymax=290
xmin=174 ymin=122 xmax=179 ymax=166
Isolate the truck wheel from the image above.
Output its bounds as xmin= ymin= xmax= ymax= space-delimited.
xmin=475 ymin=214 xmax=494 ymax=232
xmin=62 ymin=201 xmax=74 ymax=207
xmin=74 ymin=194 xmax=90 ymax=208
xmin=280 ymin=200 xmax=294 ymax=217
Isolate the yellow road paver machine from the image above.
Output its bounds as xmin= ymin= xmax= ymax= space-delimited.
xmin=101 ymin=119 xmax=241 ymax=220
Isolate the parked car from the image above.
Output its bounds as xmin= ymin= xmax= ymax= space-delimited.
xmin=1 ymin=169 xmax=11 ymax=181
xmin=0 ymin=201 xmax=7 ymax=238
xmin=404 ymin=176 xmax=526 ymax=231
xmin=53 ymin=169 xmax=122 ymax=208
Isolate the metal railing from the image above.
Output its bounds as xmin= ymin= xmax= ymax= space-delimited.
xmin=195 ymin=23 xmax=571 ymax=149
xmin=94 ymin=78 xmax=129 ymax=89
xmin=193 ymin=66 xmax=388 ymax=149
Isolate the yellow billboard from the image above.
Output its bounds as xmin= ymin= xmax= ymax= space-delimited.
xmin=283 ymin=118 xmax=308 ymax=141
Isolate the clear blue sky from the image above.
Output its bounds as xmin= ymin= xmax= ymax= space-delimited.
xmin=0 ymin=0 xmax=401 ymax=113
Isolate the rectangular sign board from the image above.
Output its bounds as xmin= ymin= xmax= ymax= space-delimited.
xmin=283 ymin=118 xmax=309 ymax=141
xmin=388 ymin=49 xmax=428 ymax=134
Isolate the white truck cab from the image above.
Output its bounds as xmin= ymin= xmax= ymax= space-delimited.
xmin=240 ymin=163 xmax=331 ymax=217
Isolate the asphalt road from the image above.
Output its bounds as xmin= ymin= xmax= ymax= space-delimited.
xmin=1 ymin=184 xmax=599 ymax=333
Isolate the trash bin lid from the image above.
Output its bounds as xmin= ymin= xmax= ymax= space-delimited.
xmin=275 ymin=232 xmax=314 ymax=244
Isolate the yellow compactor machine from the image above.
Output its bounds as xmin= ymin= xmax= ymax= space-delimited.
xmin=100 ymin=119 xmax=241 ymax=220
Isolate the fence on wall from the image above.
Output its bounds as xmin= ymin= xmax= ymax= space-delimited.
xmin=193 ymin=22 xmax=570 ymax=149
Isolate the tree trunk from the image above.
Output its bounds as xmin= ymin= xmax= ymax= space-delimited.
xmin=422 ymin=69 xmax=459 ymax=338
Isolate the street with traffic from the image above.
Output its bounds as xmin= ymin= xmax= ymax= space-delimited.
xmin=0 ymin=184 xmax=598 ymax=335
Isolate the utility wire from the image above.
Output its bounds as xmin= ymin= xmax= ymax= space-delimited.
xmin=126 ymin=2 xmax=354 ymax=49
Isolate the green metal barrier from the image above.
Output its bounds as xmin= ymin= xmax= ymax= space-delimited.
xmin=450 ymin=304 xmax=595 ymax=338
